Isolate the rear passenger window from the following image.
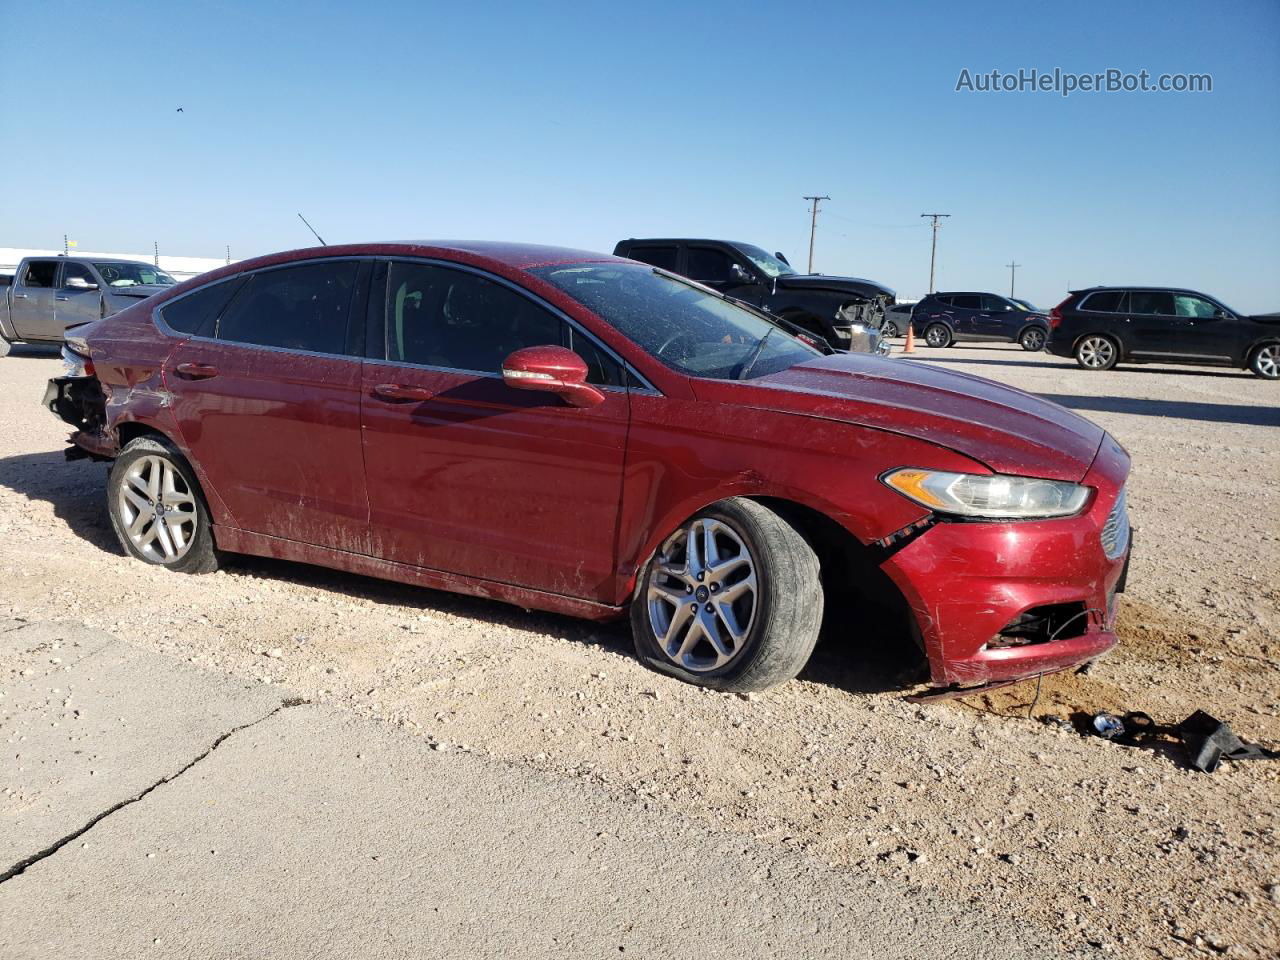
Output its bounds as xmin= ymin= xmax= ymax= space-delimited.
xmin=1081 ymin=291 xmax=1125 ymax=312
xmin=160 ymin=278 xmax=244 ymax=336
xmin=627 ymin=246 xmax=678 ymax=271
xmin=22 ymin=261 xmax=58 ymax=288
xmin=218 ymin=261 xmax=357 ymax=354
xmin=685 ymin=247 xmax=737 ymax=284
xmin=1128 ymin=291 xmax=1175 ymax=315
xmin=951 ymin=294 xmax=982 ymax=309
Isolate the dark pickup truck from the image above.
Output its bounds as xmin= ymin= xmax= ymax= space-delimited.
xmin=613 ymin=238 xmax=894 ymax=354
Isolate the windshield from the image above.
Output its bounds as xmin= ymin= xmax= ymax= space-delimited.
xmin=1012 ymin=298 xmax=1040 ymax=312
xmin=531 ymin=263 xmax=820 ymax=380
xmin=93 ymin=262 xmax=176 ymax=287
xmin=733 ymin=243 xmax=797 ymax=279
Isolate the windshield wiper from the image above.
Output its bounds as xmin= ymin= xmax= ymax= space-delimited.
xmin=736 ymin=326 xmax=774 ymax=381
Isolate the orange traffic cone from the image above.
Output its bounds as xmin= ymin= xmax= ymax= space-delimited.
xmin=904 ymin=323 xmax=916 ymax=354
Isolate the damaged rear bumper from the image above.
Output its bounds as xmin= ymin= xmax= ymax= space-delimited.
xmin=44 ymin=375 xmax=117 ymax=460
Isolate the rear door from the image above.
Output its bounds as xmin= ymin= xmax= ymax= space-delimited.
xmin=10 ymin=260 xmax=59 ymax=339
xmin=948 ymin=294 xmax=982 ymax=338
xmin=164 ymin=258 xmax=371 ymax=553
xmin=55 ymin=262 xmax=103 ymax=331
xmin=359 ymin=258 xmax=630 ymax=601
xmin=1126 ymin=291 xmax=1179 ymax=356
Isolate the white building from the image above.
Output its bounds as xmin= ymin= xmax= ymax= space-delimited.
xmin=0 ymin=247 xmax=236 ymax=281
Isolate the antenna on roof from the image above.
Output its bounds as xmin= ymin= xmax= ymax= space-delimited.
xmin=297 ymin=213 xmax=327 ymax=246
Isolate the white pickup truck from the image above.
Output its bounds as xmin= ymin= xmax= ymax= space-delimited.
xmin=0 ymin=255 xmax=177 ymax=356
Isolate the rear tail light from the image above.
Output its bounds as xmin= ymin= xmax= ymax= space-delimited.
xmin=1049 ymin=297 xmax=1071 ymax=330
xmin=60 ymin=345 xmax=95 ymax=379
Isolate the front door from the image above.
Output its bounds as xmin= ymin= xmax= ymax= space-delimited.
xmin=1170 ymin=293 xmax=1239 ymax=362
xmin=163 ymin=259 xmax=370 ymax=553
xmin=10 ymin=260 xmax=59 ymax=340
xmin=685 ymin=245 xmax=766 ymax=306
xmin=360 ymin=259 xmax=630 ymax=602
xmin=55 ymin=262 xmax=103 ymax=332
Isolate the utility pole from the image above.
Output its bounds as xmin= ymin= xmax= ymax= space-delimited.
xmin=1006 ymin=260 xmax=1021 ymax=297
xmin=63 ymin=234 xmax=69 ymax=256
xmin=226 ymin=244 xmax=231 ymax=265
xmin=803 ymin=195 xmax=829 ymax=273
xmin=920 ymin=213 xmax=950 ymax=293
xmin=153 ymin=241 xmax=160 ymax=268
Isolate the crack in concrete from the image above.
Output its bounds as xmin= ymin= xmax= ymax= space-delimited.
xmin=0 ymin=699 xmax=304 ymax=884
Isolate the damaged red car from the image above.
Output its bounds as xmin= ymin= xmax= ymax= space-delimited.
xmin=45 ymin=243 xmax=1131 ymax=692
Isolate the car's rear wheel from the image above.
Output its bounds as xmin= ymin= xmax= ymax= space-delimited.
xmin=0 ymin=328 xmax=11 ymax=358
xmin=923 ymin=323 xmax=952 ymax=348
xmin=882 ymin=320 xmax=899 ymax=338
xmin=1075 ymin=335 xmax=1118 ymax=371
xmin=631 ymin=498 xmax=822 ymax=692
xmin=107 ymin=436 xmax=219 ymax=573
xmin=1019 ymin=327 xmax=1047 ymax=352
xmin=1248 ymin=343 xmax=1280 ymax=380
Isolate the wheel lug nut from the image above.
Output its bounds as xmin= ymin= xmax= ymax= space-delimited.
xmin=689 ymin=603 xmax=698 ymax=612
xmin=696 ymin=572 xmax=704 ymax=582
xmin=685 ymin=584 xmax=693 ymax=594
xmin=704 ymin=603 xmax=714 ymax=613
xmin=710 ymin=583 xmax=720 ymax=592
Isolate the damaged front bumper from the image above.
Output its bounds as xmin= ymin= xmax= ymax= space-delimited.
xmin=881 ymin=439 xmax=1132 ymax=687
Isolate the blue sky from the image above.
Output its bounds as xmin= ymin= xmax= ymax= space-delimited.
xmin=2 ymin=0 xmax=1277 ymax=310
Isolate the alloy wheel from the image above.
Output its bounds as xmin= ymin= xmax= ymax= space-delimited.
xmin=883 ymin=321 xmax=899 ymax=338
xmin=117 ymin=455 xmax=199 ymax=562
xmin=1254 ymin=344 xmax=1280 ymax=379
xmin=925 ymin=325 xmax=949 ymax=347
xmin=1078 ymin=336 xmax=1115 ymax=369
xmin=646 ymin=518 xmax=758 ymax=673
xmin=1022 ymin=328 xmax=1046 ymax=351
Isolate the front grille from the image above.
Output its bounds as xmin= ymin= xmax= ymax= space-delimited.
xmin=1101 ymin=487 xmax=1130 ymax=560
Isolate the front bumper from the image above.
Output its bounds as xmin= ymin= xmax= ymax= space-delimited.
xmin=881 ymin=436 xmax=1131 ymax=686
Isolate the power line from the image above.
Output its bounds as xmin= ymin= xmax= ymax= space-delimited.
xmin=803 ymin=195 xmax=830 ymax=273
xmin=920 ymin=213 xmax=951 ymax=293
xmin=1006 ymin=260 xmax=1021 ymax=297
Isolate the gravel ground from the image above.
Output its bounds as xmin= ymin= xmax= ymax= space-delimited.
xmin=1 ymin=341 xmax=1277 ymax=958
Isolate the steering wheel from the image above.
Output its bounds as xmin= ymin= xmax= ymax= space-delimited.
xmin=655 ymin=330 xmax=698 ymax=359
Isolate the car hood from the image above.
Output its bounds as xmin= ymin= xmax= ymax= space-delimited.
xmin=740 ymin=353 xmax=1105 ymax=481
xmin=774 ymin=273 xmax=896 ymax=301
xmin=104 ymin=284 xmax=173 ymax=300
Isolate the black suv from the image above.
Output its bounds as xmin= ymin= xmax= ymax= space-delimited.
xmin=613 ymin=238 xmax=895 ymax=354
xmin=911 ymin=292 xmax=1051 ymax=351
xmin=1047 ymin=287 xmax=1280 ymax=379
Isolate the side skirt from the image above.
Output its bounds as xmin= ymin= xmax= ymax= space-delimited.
xmin=212 ymin=526 xmax=624 ymax=623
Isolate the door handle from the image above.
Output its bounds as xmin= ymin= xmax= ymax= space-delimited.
xmin=56 ymin=296 xmax=70 ymax=301
xmin=372 ymin=382 xmax=433 ymax=403
xmin=175 ymin=362 xmax=219 ymax=381
xmin=14 ymin=294 xmax=27 ymax=300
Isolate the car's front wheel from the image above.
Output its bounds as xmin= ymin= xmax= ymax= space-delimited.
xmin=882 ymin=320 xmax=899 ymax=339
xmin=1248 ymin=343 xmax=1280 ymax=380
xmin=631 ymin=498 xmax=822 ymax=692
xmin=1019 ymin=327 xmax=1047 ymax=352
xmin=107 ymin=436 xmax=219 ymax=573
xmin=1075 ymin=335 xmax=1119 ymax=371
xmin=923 ymin=323 xmax=953 ymax=348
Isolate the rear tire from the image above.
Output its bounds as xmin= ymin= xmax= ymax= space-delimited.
xmin=0 ymin=329 xmax=11 ymax=358
xmin=1074 ymin=335 xmax=1119 ymax=371
xmin=1019 ymin=327 xmax=1047 ymax=352
xmin=631 ymin=498 xmax=823 ymax=692
xmin=882 ymin=320 xmax=899 ymax=339
xmin=923 ymin=323 xmax=952 ymax=348
xmin=1248 ymin=343 xmax=1280 ymax=380
xmin=107 ymin=436 xmax=219 ymax=573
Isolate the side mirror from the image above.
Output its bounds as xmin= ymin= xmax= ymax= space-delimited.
xmin=501 ymin=345 xmax=604 ymax=408
xmin=65 ymin=276 xmax=98 ymax=291
xmin=774 ymin=251 xmax=790 ymax=266
xmin=729 ymin=263 xmax=754 ymax=284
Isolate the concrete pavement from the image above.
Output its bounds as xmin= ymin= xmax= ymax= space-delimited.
xmin=1 ymin=622 xmax=1059 ymax=959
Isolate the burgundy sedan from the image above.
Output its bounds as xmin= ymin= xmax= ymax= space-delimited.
xmin=46 ymin=243 xmax=1131 ymax=692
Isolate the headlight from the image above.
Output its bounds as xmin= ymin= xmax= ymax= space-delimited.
xmin=882 ymin=468 xmax=1090 ymax=519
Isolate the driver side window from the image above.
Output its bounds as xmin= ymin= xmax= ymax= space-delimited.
xmin=1173 ymin=294 xmax=1219 ymax=319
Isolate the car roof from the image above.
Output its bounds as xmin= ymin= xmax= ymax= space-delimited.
xmin=1072 ymin=285 xmax=1208 ymax=293
xmin=620 ymin=238 xmax=761 ymax=249
xmin=929 ymin=291 xmax=1003 ymax=298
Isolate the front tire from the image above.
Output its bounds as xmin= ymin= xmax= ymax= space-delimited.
xmin=882 ymin=320 xmax=899 ymax=339
xmin=631 ymin=498 xmax=823 ymax=692
xmin=923 ymin=323 xmax=953 ymax=348
xmin=1075 ymin=335 xmax=1119 ymax=371
xmin=107 ymin=436 xmax=219 ymax=573
xmin=1019 ymin=327 xmax=1047 ymax=352
xmin=1248 ymin=343 xmax=1280 ymax=380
